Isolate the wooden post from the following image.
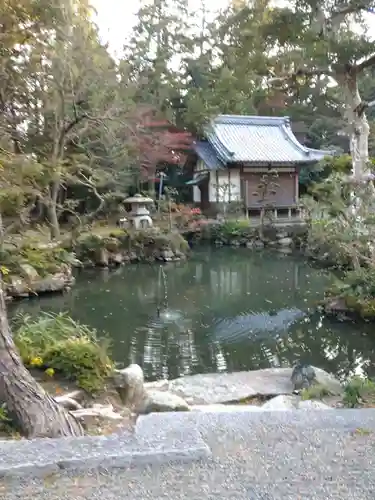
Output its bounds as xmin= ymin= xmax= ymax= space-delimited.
xmin=245 ymin=180 xmax=249 ymax=219
xmin=168 ymin=199 xmax=172 ymax=231
xmin=295 ymin=170 xmax=299 ymax=204
xmin=228 ymin=169 xmax=231 ymax=203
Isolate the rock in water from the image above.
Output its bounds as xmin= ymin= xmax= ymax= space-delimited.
xmin=113 ymin=364 xmax=145 ymax=409
xmin=291 ymin=363 xmax=316 ymax=391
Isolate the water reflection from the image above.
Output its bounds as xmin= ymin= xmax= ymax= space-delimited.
xmin=9 ymin=248 xmax=375 ymax=382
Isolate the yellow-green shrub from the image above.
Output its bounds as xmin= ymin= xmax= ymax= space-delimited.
xmin=13 ymin=312 xmax=114 ymax=393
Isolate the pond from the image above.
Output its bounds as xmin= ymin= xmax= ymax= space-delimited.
xmin=9 ymin=248 xmax=375 ymax=382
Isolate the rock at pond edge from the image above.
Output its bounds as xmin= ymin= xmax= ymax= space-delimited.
xmin=162 ymin=367 xmax=343 ymax=405
xmin=138 ymin=390 xmax=190 ymax=414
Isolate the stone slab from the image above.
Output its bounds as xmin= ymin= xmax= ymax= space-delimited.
xmin=3 ymin=409 xmax=375 ymax=498
xmin=0 ymin=423 xmax=210 ymax=478
xmin=190 ymin=404 xmax=264 ymax=412
xmin=162 ymin=367 xmax=342 ymax=404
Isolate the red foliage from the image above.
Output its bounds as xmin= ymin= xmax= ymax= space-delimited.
xmin=129 ymin=106 xmax=193 ymax=179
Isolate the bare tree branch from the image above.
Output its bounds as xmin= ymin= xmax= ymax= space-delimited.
xmin=356 ymin=53 xmax=375 ymax=72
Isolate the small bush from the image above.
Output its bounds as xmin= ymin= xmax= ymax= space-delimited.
xmin=326 ymin=268 xmax=375 ymax=320
xmin=343 ymin=376 xmax=375 ymax=408
xmin=13 ymin=312 xmax=114 ymax=393
xmin=74 ymin=234 xmax=106 ymax=261
xmin=200 ymin=219 xmax=255 ymax=244
xmin=0 ymin=403 xmax=12 ymax=432
xmin=108 ymin=229 xmax=127 ymax=239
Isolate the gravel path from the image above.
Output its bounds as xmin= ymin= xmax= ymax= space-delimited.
xmin=2 ymin=409 xmax=375 ymax=499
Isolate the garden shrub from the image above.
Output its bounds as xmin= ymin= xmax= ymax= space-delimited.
xmin=74 ymin=228 xmax=189 ymax=262
xmin=13 ymin=312 xmax=114 ymax=393
xmin=326 ymin=268 xmax=375 ymax=319
xmin=343 ymin=376 xmax=375 ymax=408
xmin=199 ymin=219 xmax=256 ymax=244
xmin=74 ymin=234 xmax=106 ymax=262
xmin=108 ymin=229 xmax=127 ymax=239
xmin=0 ymin=244 xmax=71 ymax=279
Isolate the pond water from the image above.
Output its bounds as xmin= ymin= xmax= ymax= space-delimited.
xmin=9 ymin=248 xmax=375 ymax=382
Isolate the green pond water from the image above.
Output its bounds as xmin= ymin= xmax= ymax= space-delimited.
xmin=9 ymin=248 xmax=375 ymax=382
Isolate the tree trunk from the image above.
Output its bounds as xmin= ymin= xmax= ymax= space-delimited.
xmin=0 ymin=281 xmax=84 ymax=438
xmin=46 ymin=179 xmax=61 ymax=240
xmin=341 ymin=71 xmax=371 ymax=180
xmin=0 ymin=212 xmax=4 ymax=252
xmin=47 ymin=202 xmax=60 ymax=240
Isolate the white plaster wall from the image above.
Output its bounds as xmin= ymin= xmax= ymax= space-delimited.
xmin=193 ymin=185 xmax=201 ymax=203
xmin=208 ymin=169 xmax=241 ymax=203
xmin=192 ymin=159 xmax=205 ymax=203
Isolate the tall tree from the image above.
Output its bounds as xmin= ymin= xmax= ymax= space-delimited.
xmin=181 ymin=0 xmax=344 ymax=149
xmin=1 ymin=0 xmax=138 ymax=239
xmin=123 ymin=0 xmax=193 ymax=191
xmin=0 ymin=273 xmax=84 ymax=437
xmin=260 ymin=0 xmax=375 ymax=179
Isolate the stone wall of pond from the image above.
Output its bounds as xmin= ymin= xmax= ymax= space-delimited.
xmin=2 ymin=243 xmax=76 ymax=299
xmin=3 ymin=223 xmax=309 ymax=300
xmin=185 ymin=221 xmax=308 ymax=253
xmin=73 ymin=229 xmax=189 ymax=268
xmin=2 ymin=229 xmax=190 ymax=299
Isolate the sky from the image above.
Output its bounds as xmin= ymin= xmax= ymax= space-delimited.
xmin=92 ymin=0 xmax=375 ymax=58
xmin=91 ymin=0 xmax=231 ymax=57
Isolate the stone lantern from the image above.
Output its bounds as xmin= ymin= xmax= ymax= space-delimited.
xmin=124 ymin=194 xmax=154 ymax=230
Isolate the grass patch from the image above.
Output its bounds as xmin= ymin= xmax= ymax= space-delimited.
xmin=352 ymin=427 xmax=372 ymax=436
xmin=300 ymin=383 xmax=331 ymax=401
xmin=13 ymin=312 xmax=114 ymax=393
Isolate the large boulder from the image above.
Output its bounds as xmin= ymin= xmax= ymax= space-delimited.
xmin=298 ymin=400 xmax=331 ymax=410
xmin=113 ymin=364 xmax=145 ymax=409
xmin=6 ymin=265 xmax=74 ymax=297
xmin=160 ymin=367 xmax=343 ymax=405
xmin=312 ymin=367 xmax=343 ymax=396
xmin=278 ymin=237 xmax=293 ymax=247
xmin=261 ymin=395 xmax=299 ymax=411
xmin=190 ymin=404 xmax=263 ymax=413
xmin=34 ymin=271 xmax=74 ymax=293
xmin=7 ymin=276 xmax=29 ymax=297
xmin=19 ymin=263 xmax=40 ymax=281
xmin=261 ymin=396 xmax=333 ymax=411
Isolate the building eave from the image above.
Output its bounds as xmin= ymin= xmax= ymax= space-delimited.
xmin=202 ymin=114 xmax=334 ymax=165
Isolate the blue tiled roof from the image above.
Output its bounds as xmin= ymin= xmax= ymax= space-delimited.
xmin=193 ymin=141 xmax=225 ymax=170
xmin=205 ymin=115 xmax=333 ymax=165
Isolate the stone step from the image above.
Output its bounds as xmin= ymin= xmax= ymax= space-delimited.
xmin=3 ymin=408 xmax=374 ymax=482
xmin=189 ymin=397 xmax=333 ymax=412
